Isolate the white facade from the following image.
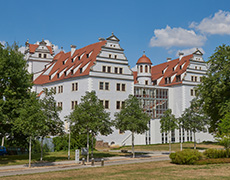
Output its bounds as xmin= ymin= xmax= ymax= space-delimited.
xmin=27 ymin=35 xmax=214 ymax=147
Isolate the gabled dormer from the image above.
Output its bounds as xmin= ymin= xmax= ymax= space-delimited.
xmin=191 ymin=48 xmax=204 ymax=62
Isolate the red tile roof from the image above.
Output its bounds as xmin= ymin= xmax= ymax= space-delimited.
xmin=29 ymin=44 xmax=53 ymax=55
xmin=34 ymin=41 xmax=106 ymax=85
xmin=134 ymin=54 xmax=193 ymax=87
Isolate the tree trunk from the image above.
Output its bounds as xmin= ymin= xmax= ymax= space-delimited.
xmin=87 ymin=131 xmax=89 ymax=163
xmin=193 ymin=132 xmax=196 ymax=150
xmin=227 ymin=147 xmax=229 ymax=158
xmin=169 ymin=131 xmax=171 ymax=153
xmin=180 ymin=142 xmax=182 ymax=151
xmin=132 ymin=132 xmax=135 ymax=158
xmin=40 ymin=137 xmax=44 ymax=161
xmin=29 ymin=136 xmax=32 ymax=168
xmin=1 ymin=136 xmax=4 ymax=146
xmin=91 ymin=135 xmax=94 ymax=159
xmin=68 ymin=130 xmax=71 ymax=160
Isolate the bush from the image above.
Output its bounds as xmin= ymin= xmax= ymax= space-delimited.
xmin=53 ymin=133 xmax=95 ymax=151
xmin=204 ymin=149 xmax=227 ymax=158
xmin=170 ymin=149 xmax=202 ymax=165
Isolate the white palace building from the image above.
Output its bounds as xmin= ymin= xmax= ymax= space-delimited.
xmin=24 ymin=33 xmax=214 ymax=146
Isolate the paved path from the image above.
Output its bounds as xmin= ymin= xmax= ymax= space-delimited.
xmin=0 ymin=151 xmax=170 ymax=177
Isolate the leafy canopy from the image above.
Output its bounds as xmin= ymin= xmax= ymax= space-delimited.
xmin=114 ymin=95 xmax=150 ymax=134
xmin=68 ymin=91 xmax=112 ymax=136
xmin=198 ymin=44 xmax=230 ymax=132
xmin=160 ymin=109 xmax=178 ymax=133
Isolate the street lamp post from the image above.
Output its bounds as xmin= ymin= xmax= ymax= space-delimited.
xmin=68 ymin=121 xmax=71 ymax=160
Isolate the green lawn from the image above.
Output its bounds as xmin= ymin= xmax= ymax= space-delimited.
xmin=0 ymin=142 xmax=223 ymax=167
xmin=2 ymin=160 xmax=230 ymax=180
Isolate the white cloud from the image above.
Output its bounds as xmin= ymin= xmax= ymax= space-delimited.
xmin=18 ymin=46 xmax=26 ymax=54
xmin=150 ymin=25 xmax=206 ymax=48
xmin=176 ymin=47 xmax=205 ymax=56
xmin=0 ymin=41 xmax=6 ymax=46
xmin=44 ymin=40 xmax=63 ymax=54
xmin=190 ymin=10 xmax=230 ymax=35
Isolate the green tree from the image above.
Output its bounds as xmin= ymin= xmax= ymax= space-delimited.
xmin=114 ymin=95 xmax=150 ymax=158
xmin=198 ymin=44 xmax=230 ymax=132
xmin=14 ymin=92 xmax=46 ymax=168
xmin=0 ymin=42 xmax=32 ymax=144
xmin=181 ymin=98 xmax=209 ymax=149
xmin=160 ymin=109 xmax=178 ymax=153
xmin=38 ymin=88 xmax=63 ymax=161
xmin=67 ymin=91 xmax=112 ymax=162
xmin=216 ymin=111 xmax=230 ymax=157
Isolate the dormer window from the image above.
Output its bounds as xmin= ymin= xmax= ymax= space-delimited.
xmin=64 ymin=71 xmax=67 ymax=76
xmin=57 ymin=73 xmax=59 ymax=78
xmin=162 ymin=70 xmax=164 ymax=74
xmin=80 ymin=68 xmax=82 ymax=74
xmin=63 ymin=61 xmax=65 ymax=65
xmin=49 ymin=76 xmax=51 ymax=80
xmin=180 ymin=65 xmax=182 ymax=69
xmin=71 ymin=69 xmax=74 ymax=75
xmin=71 ymin=58 xmax=74 ymax=63
xmin=78 ymin=56 xmax=81 ymax=60
xmin=153 ymin=80 xmax=157 ymax=85
xmin=172 ymin=67 xmax=174 ymax=71
xmin=176 ymin=75 xmax=181 ymax=82
xmin=86 ymin=54 xmax=89 ymax=58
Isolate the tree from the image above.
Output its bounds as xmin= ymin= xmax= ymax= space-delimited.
xmin=0 ymin=42 xmax=32 ymax=144
xmin=198 ymin=44 xmax=230 ymax=132
xmin=177 ymin=116 xmax=185 ymax=151
xmin=216 ymin=111 xmax=230 ymax=157
xmin=14 ymin=92 xmax=46 ymax=168
xmin=38 ymin=88 xmax=64 ymax=161
xmin=181 ymin=98 xmax=209 ymax=149
xmin=67 ymin=91 xmax=112 ymax=163
xmin=114 ymin=95 xmax=150 ymax=158
xmin=160 ymin=109 xmax=178 ymax=153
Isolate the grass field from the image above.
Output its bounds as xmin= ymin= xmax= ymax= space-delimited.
xmin=1 ymin=160 xmax=230 ymax=180
xmin=0 ymin=142 xmax=223 ymax=167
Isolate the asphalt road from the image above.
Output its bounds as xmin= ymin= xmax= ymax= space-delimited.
xmin=0 ymin=153 xmax=170 ymax=178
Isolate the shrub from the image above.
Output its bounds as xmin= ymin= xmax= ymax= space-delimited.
xmin=195 ymin=158 xmax=230 ymax=165
xmin=204 ymin=149 xmax=227 ymax=158
xmin=170 ymin=149 xmax=202 ymax=165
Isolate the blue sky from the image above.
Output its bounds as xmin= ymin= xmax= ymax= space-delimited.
xmin=1 ymin=0 xmax=230 ymax=68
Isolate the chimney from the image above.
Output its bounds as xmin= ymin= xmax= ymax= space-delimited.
xmin=71 ymin=45 xmax=76 ymax=56
xmin=167 ymin=57 xmax=172 ymax=62
xmin=98 ymin=37 xmax=105 ymax=42
xmin=179 ymin=52 xmax=184 ymax=60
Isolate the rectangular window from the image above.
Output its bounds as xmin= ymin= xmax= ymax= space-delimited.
xmin=122 ymin=84 xmax=126 ymax=91
xmin=105 ymin=82 xmax=109 ymax=90
xmin=176 ymin=75 xmax=181 ymax=82
xmin=116 ymin=101 xmax=121 ymax=109
xmin=191 ymin=76 xmax=194 ymax=81
xmin=71 ymin=101 xmax=77 ymax=110
xmin=99 ymin=82 xmax=104 ymax=90
xmin=109 ymin=54 xmax=112 ymax=58
xmin=195 ymin=76 xmax=197 ymax=82
xmin=104 ymin=100 xmax=109 ymax=109
xmin=72 ymin=83 xmax=78 ymax=91
xmin=102 ymin=66 xmax=106 ymax=72
xmin=191 ymin=89 xmax=194 ymax=96
xmin=80 ymin=68 xmax=82 ymax=73
xmin=145 ymin=80 xmax=148 ymax=85
xmin=54 ymin=87 xmax=56 ymax=94
xmin=114 ymin=55 xmax=117 ymax=59
xmin=58 ymin=102 xmax=63 ymax=110
xmin=71 ymin=69 xmax=74 ymax=75
xmin=44 ymin=54 xmax=47 ymax=58
xmin=119 ymin=68 xmax=123 ymax=74
xmin=57 ymin=73 xmax=60 ymax=78
xmin=107 ymin=66 xmax=111 ymax=73
xmin=116 ymin=83 xmax=120 ymax=91
xmin=200 ymin=77 xmax=203 ymax=82
xmin=115 ymin=67 xmax=118 ymax=74
xmin=121 ymin=101 xmax=125 ymax=109
xmin=39 ymin=53 xmax=42 ymax=58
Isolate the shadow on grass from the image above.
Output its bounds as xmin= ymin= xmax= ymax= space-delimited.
xmin=183 ymin=147 xmax=207 ymax=150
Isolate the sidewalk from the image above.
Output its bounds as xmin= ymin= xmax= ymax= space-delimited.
xmin=0 ymin=151 xmax=170 ymax=177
